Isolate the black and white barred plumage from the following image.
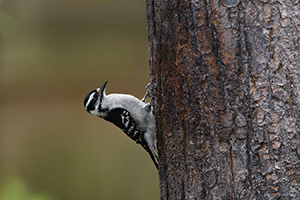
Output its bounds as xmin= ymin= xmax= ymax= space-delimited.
xmin=84 ymin=81 xmax=158 ymax=168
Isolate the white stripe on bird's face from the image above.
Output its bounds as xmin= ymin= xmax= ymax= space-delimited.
xmin=85 ymin=92 xmax=95 ymax=110
xmin=85 ymin=91 xmax=101 ymax=111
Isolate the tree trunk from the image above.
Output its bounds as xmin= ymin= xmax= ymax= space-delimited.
xmin=146 ymin=0 xmax=300 ymax=199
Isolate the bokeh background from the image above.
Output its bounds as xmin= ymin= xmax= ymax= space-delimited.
xmin=0 ymin=0 xmax=159 ymax=199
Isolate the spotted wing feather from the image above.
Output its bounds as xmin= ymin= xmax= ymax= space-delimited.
xmin=104 ymin=108 xmax=158 ymax=168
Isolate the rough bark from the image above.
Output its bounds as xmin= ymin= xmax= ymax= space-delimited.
xmin=146 ymin=0 xmax=300 ymax=199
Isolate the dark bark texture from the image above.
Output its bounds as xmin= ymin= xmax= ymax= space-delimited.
xmin=146 ymin=0 xmax=300 ymax=199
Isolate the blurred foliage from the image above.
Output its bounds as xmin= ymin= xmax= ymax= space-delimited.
xmin=0 ymin=0 xmax=159 ymax=200
xmin=0 ymin=177 xmax=55 ymax=200
xmin=0 ymin=0 xmax=17 ymax=36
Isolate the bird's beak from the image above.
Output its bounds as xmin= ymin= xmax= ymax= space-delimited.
xmin=98 ymin=80 xmax=108 ymax=94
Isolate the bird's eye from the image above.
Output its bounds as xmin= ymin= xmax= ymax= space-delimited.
xmin=93 ymin=93 xmax=99 ymax=99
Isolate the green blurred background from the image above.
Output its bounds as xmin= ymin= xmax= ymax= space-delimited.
xmin=0 ymin=0 xmax=159 ymax=199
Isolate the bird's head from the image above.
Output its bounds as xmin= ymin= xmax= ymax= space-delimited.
xmin=84 ymin=81 xmax=108 ymax=115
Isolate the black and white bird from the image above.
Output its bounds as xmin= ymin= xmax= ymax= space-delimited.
xmin=84 ymin=81 xmax=158 ymax=168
